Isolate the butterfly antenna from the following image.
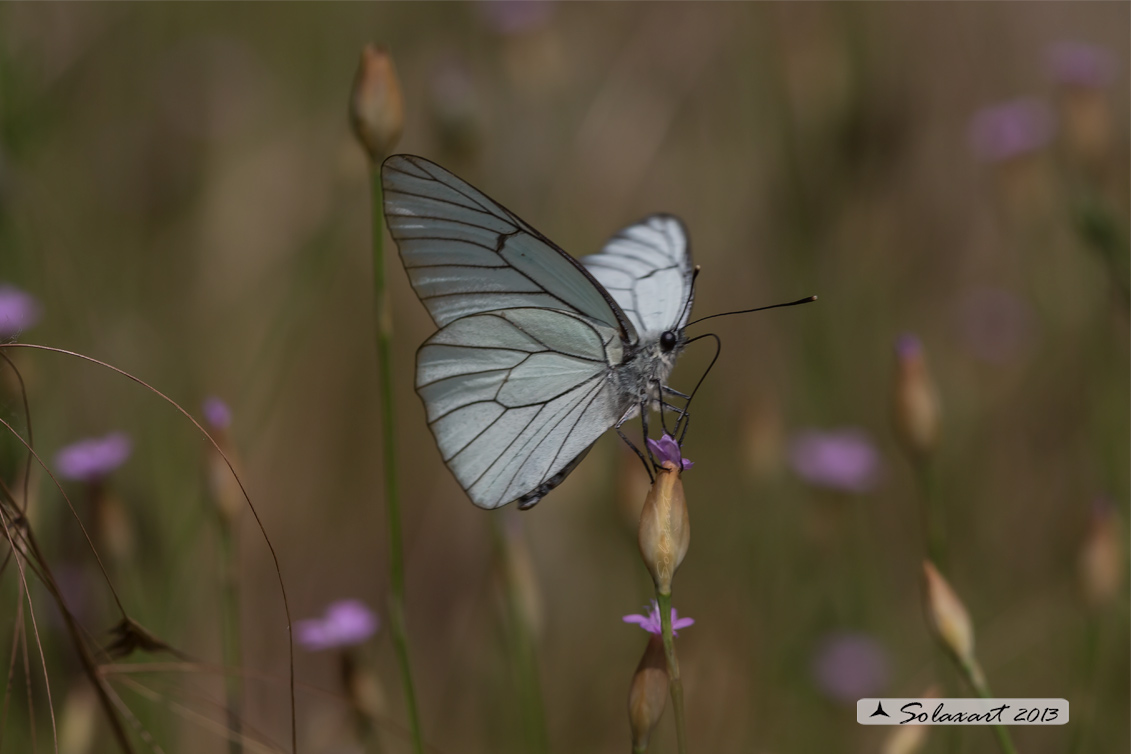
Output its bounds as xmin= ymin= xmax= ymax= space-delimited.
xmin=673 ymin=332 xmax=722 ymax=440
xmin=685 ymin=294 xmax=817 ymax=329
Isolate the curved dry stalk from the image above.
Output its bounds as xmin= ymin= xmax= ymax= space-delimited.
xmin=0 ymin=342 xmax=298 ymax=752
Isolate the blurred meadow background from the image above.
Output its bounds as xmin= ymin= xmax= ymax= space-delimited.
xmin=1 ymin=3 xmax=1128 ymax=753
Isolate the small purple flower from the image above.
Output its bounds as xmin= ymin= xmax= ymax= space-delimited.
xmin=894 ymin=333 xmax=922 ymax=360
xmin=297 ymin=600 xmax=379 ymax=651
xmin=623 ymin=600 xmax=695 ymax=637
xmin=954 ymin=286 xmax=1036 ymax=364
xmin=0 ymin=284 xmax=42 ymax=338
xmin=202 ymin=396 xmax=232 ymax=430
xmin=55 ymin=433 xmax=132 ymax=482
xmin=968 ymin=98 xmax=1056 ymax=163
xmin=647 ymin=433 xmax=693 ymax=470
xmin=1047 ymin=42 xmax=1116 ymax=89
xmin=811 ymin=632 xmax=890 ymax=703
xmin=789 ymin=429 xmax=882 ymax=494
xmin=477 ymin=0 xmax=555 ymax=35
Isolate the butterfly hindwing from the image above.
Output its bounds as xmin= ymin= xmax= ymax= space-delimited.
xmin=416 ymin=308 xmax=627 ymax=509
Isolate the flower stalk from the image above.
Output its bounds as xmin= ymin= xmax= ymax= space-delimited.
xmin=922 ymin=562 xmax=1016 ymax=754
xmin=636 ymin=451 xmax=692 ymax=754
xmin=351 ymin=43 xmax=422 ymax=754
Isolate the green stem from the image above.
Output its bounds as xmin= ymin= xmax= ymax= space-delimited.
xmin=1068 ymin=617 xmax=1101 ymax=754
xmin=963 ymin=660 xmax=1018 ymax=754
xmin=369 ymin=165 xmax=424 ymax=754
xmin=655 ymin=591 xmax=688 ymax=754
xmin=490 ymin=517 xmax=549 ymax=754
xmin=218 ymin=518 xmax=243 ymax=754
xmin=914 ymin=458 xmax=945 ymax=569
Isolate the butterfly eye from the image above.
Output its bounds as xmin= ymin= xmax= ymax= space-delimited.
xmin=660 ymin=331 xmax=677 ymax=352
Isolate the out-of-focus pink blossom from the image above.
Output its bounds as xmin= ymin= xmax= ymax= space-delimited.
xmin=789 ymin=429 xmax=882 ymax=493
xmin=55 ymin=433 xmax=132 ymax=482
xmin=811 ymin=632 xmax=890 ymax=703
xmin=968 ymin=98 xmax=1056 ymax=163
xmin=297 ymin=600 xmax=379 ymax=651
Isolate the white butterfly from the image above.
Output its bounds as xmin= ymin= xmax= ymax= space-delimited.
xmin=382 ymin=155 xmax=694 ymax=510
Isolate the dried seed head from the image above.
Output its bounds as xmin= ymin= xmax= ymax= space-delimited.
xmin=638 ymin=461 xmax=690 ymax=594
xmin=1079 ymin=500 xmax=1122 ymax=610
xmin=922 ymin=562 xmax=975 ymax=670
xmin=893 ymin=334 xmax=940 ymax=459
xmin=350 ymin=44 xmax=404 ymax=163
xmin=627 ymin=633 xmax=668 ymax=752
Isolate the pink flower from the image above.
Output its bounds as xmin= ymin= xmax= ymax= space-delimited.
xmin=811 ymin=632 xmax=890 ymax=703
xmin=623 ymin=600 xmax=695 ymax=637
xmin=202 ymin=396 xmax=232 ymax=430
xmin=0 ymin=284 xmax=41 ymax=338
xmin=55 ymin=433 xmax=132 ymax=482
xmin=1046 ymin=41 xmax=1116 ymax=89
xmin=789 ymin=429 xmax=882 ymax=493
xmin=968 ymin=98 xmax=1055 ymax=163
xmin=297 ymin=600 xmax=379 ymax=651
xmin=646 ymin=433 xmax=693 ymax=470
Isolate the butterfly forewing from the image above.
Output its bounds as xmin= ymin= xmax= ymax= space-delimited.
xmin=383 ymin=155 xmax=636 ymax=342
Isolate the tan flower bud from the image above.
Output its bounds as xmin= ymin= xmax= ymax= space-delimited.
xmin=881 ymin=685 xmax=938 ymax=754
xmin=59 ymin=682 xmax=97 ymax=754
xmin=893 ymin=335 xmax=940 ymax=459
xmin=627 ymin=634 xmax=668 ymax=752
xmin=206 ymin=432 xmax=245 ymax=525
xmin=638 ymin=461 xmax=690 ymax=595
xmin=922 ymin=562 xmax=975 ymax=670
xmin=341 ymin=649 xmax=389 ymax=722
xmin=349 ymin=45 xmax=404 ymax=163
xmin=1079 ymin=501 xmax=1122 ymax=610
xmin=93 ymin=484 xmax=134 ymax=564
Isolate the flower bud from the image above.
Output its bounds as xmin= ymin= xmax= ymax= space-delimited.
xmin=922 ymin=562 xmax=975 ymax=671
xmin=349 ymin=45 xmax=404 ymax=163
xmin=1047 ymin=42 xmax=1115 ymax=173
xmin=203 ymin=398 xmax=245 ymax=525
xmin=340 ymin=649 xmax=389 ymax=722
xmin=881 ymin=685 xmax=938 ymax=754
xmin=59 ymin=682 xmax=97 ymax=754
xmin=1079 ymin=499 xmax=1122 ymax=610
xmin=93 ymin=485 xmax=134 ymax=565
xmin=893 ymin=334 xmax=940 ymax=459
xmin=627 ymin=633 xmax=668 ymax=752
xmin=638 ymin=461 xmax=690 ymax=595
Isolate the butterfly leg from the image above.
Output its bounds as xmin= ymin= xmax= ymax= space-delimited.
xmin=640 ymin=399 xmax=657 ymax=471
xmin=616 ymin=407 xmax=654 ymax=482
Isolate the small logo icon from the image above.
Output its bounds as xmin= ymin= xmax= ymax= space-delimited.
xmin=870 ymin=701 xmax=890 ymax=718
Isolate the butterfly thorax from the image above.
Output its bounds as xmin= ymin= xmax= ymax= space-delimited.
xmin=613 ymin=332 xmax=685 ymax=416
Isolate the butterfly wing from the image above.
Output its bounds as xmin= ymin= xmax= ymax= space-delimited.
xmin=416 ymin=308 xmax=627 ymax=509
xmin=383 ymin=154 xmax=637 ymax=343
xmin=580 ymin=214 xmax=694 ymax=337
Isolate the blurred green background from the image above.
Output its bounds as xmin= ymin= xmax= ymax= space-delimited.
xmin=1 ymin=3 xmax=1127 ymax=753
